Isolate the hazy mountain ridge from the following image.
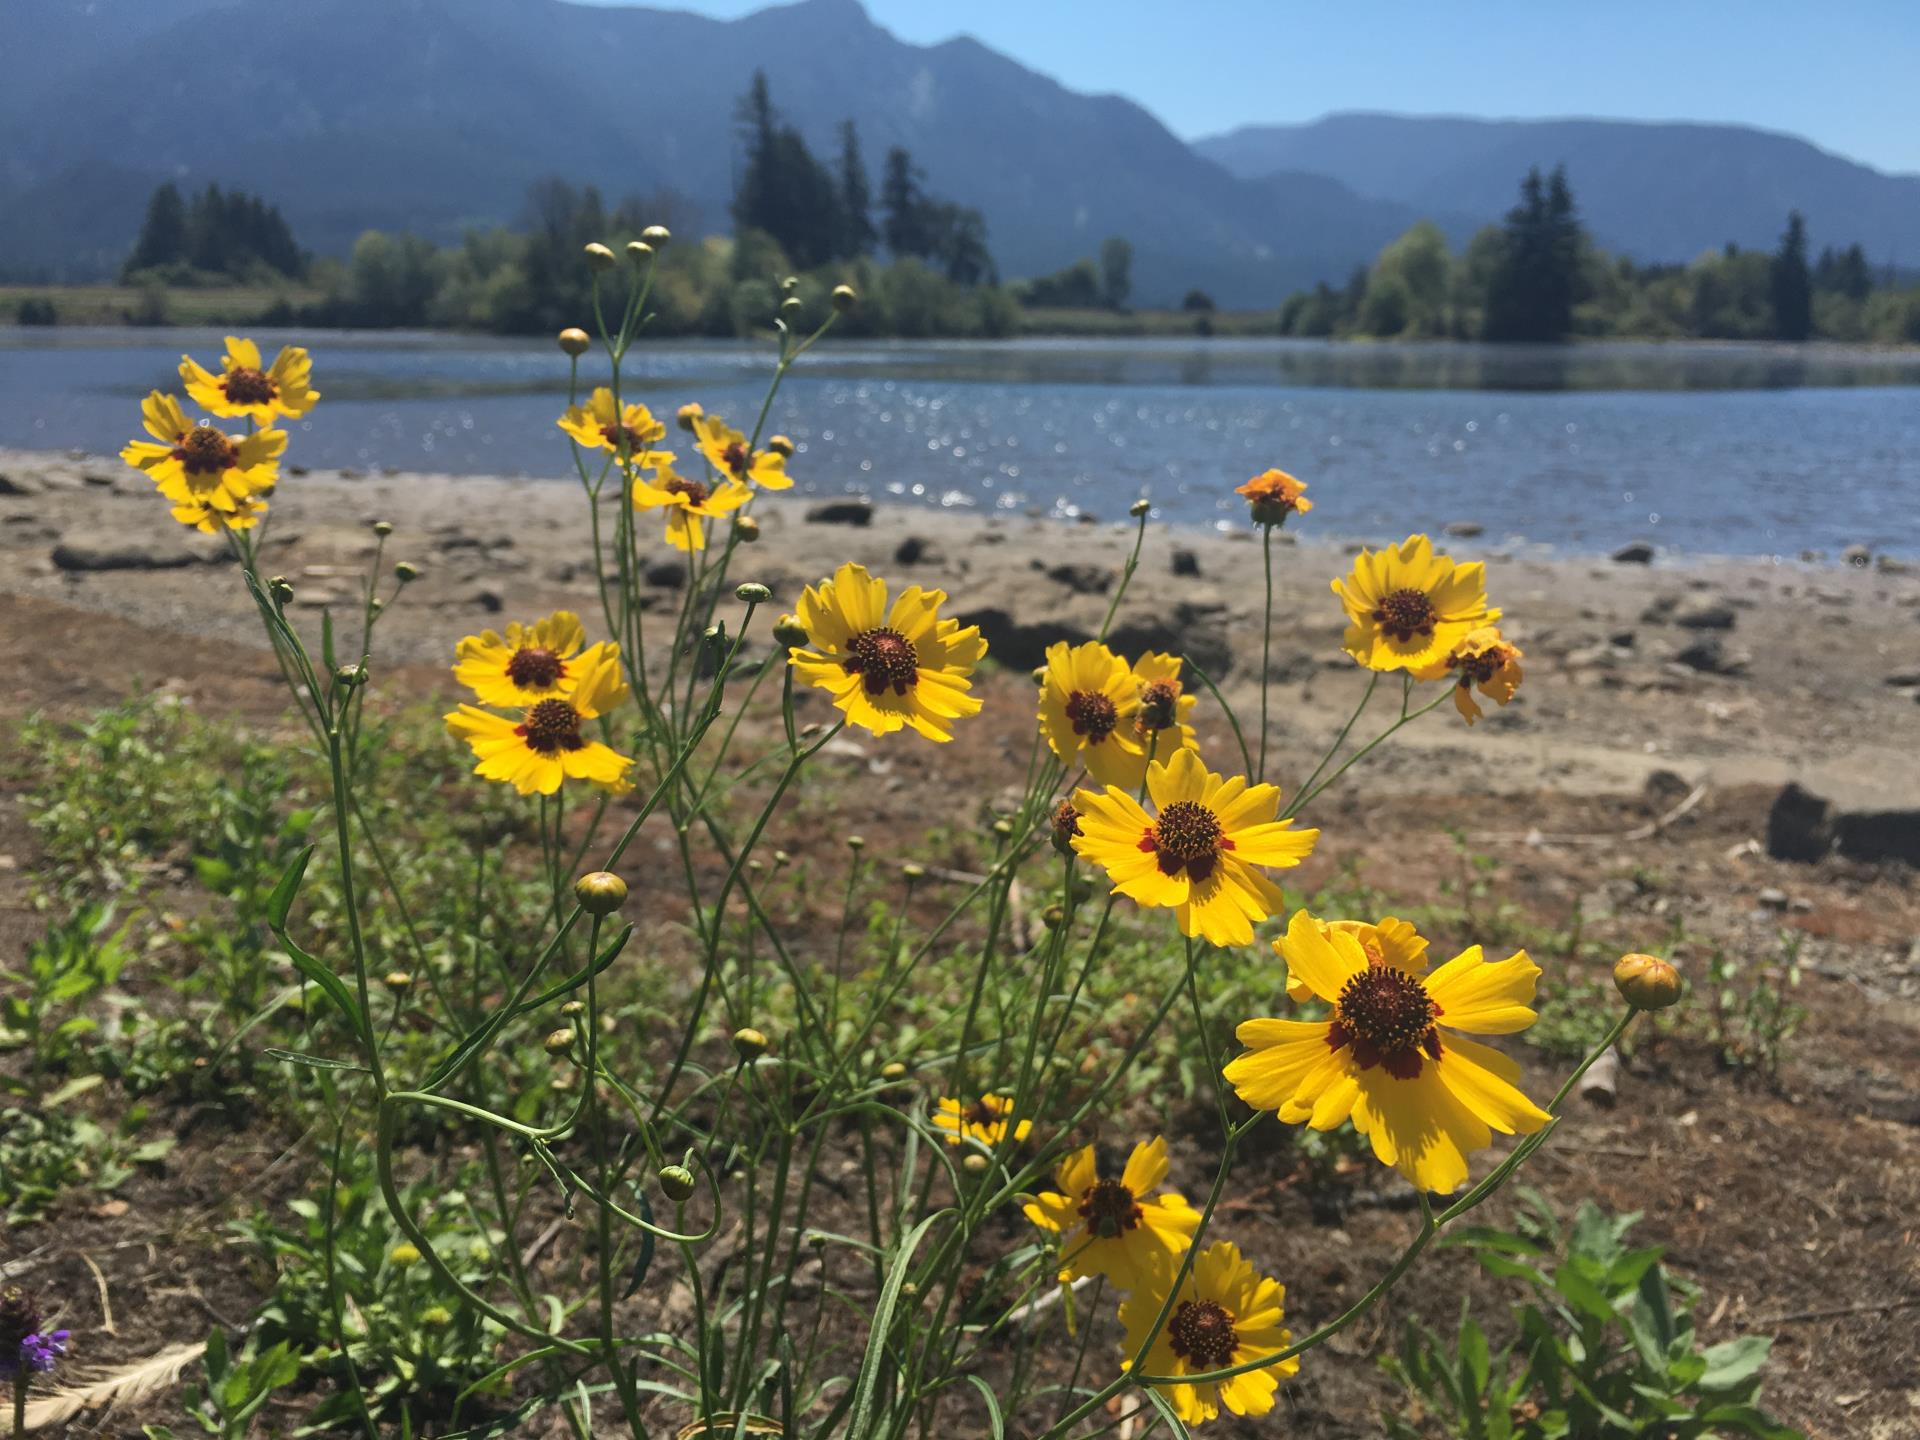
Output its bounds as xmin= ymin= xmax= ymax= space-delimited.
xmin=1197 ymin=113 xmax=1920 ymax=264
xmin=1 ymin=1 xmax=1913 ymax=302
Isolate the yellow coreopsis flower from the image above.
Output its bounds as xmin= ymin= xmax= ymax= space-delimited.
xmin=170 ymin=493 xmax=269 ymax=534
xmin=1037 ymin=641 xmax=1152 ymax=789
xmin=1070 ymin=749 xmax=1318 ymax=948
xmin=788 ymin=562 xmax=986 ymax=742
xmin=1331 ymin=533 xmax=1500 ymax=673
xmin=631 ymin=468 xmax=751 ymax=552
xmin=1225 ymin=909 xmax=1552 ymax=1194
xmin=121 ymin=391 xmax=284 ymax=513
xmin=1235 ymin=468 xmax=1311 ymax=526
xmin=1128 ymin=650 xmax=1199 ymax=757
xmin=1022 ymin=1137 xmax=1200 ymax=1290
xmin=1118 ymin=1241 xmax=1298 ymax=1425
xmin=694 ymin=414 xmax=791 ymax=490
xmin=445 ymin=648 xmax=633 ymax=796
xmin=1414 ymin=625 xmax=1525 ymax=725
xmin=1283 ymin=915 xmax=1430 ymax=1004
xmin=453 ymin=610 xmax=614 ymax=709
xmin=180 ymin=336 xmax=319 ymax=424
xmin=558 ymin=388 xmax=670 ymax=462
xmin=932 ymin=1094 xmax=1031 ymax=1148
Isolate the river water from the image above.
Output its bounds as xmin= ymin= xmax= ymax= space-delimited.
xmin=5 ymin=328 xmax=1917 ymax=557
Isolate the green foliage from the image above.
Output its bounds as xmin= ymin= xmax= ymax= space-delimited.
xmin=0 ymin=904 xmax=131 ymax=1082
xmin=1386 ymin=1195 xmax=1801 ymax=1439
xmin=1099 ymin=236 xmax=1134 ymax=311
xmin=145 ymin=1329 xmax=301 ymax=1439
xmin=1014 ymin=257 xmax=1104 ymax=309
xmin=1698 ymin=936 xmax=1804 ymax=1078
xmin=1770 ymin=212 xmax=1813 ymax=343
xmin=0 ymin=1094 xmax=175 ymax=1224
xmin=15 ymin=294 xmax=56 ymax=324
xmin=123 ymin=181 xmax=304 ymax=284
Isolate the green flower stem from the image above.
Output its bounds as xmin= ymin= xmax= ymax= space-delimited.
xmin=1286 ymin=679 xmax=1451 ymax=818
xmin=1097 ymin=502 xmax=1151 ymax=642
xmin=1257 ymin=523 xmax=1275 ymax=780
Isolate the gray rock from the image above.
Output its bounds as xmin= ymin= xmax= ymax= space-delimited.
xmin=1673 ymin=599 xmax=1737 ymax=631
xmin=1756 ymin=887 xmax=1790 ymax=910
xmin=955 ymin=607 xmax=1094 ymax=670
xmin=1639 ymin=595 xmax=1678 ymax=624
xmin=51 ymin=533 xmax=221 ymax=571
xmin=1047 ymin=563 xmax=1113 ymax=595
xmin=805 ymin=499 xmax=874 ymax=527
xmin=1612 ymin=540 xmax=1656 ymax=564
xmin=1843 ymin=544 xmax=1872 ymax=568
xmin=1170 ymin=547 xmax=1202 ymax=577
xmin=644 ymin=559 xmax=685 ymax=589
xmin=1834 ymin=809 xmax=1920 ymax=866
xmin=1877 ymin=554 xmax=1912 ymax=575
xmin=460 ymin=585 xmax=504 ymax=613
xmin=1769 ymin=780 xmax=1920 ymax=866
xmin=1443 ymin=521 xmax=1484 ymax=538
xmin=1608 ymin=628 xmax=1637 ymax=648
xmin=0 ymin=470 xmax=43 ymax=496
xmin=1885 ymin=670 xmax=1920 ymax=688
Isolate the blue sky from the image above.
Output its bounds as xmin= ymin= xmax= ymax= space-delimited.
xmin=591 ymin=0 xmax=1920 ymax=174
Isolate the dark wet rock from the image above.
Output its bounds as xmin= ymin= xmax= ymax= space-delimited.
xmin=1671 ymin=636 xmax=1746 ymax=675
xmin=1047 ymin=563 xmax=1112 ymax=595
xmin=460 ymin=585 xmax=504 ymax=613
xmin=1639 ymin=595 xmax=1679 ymax=624
xmin=1109 ymin=598 xmax=1234 ymax=680
xmin=1843 ymin=544 xmax=1872 ymax=568
xmin=1612 ymin=540 xmax=1656 ymax=564
xmin=1443 ymin=521 xmax=1484 ymax=538
xmin=1834 ymin=809 xmax=1920 ymax=866
xmin=0 ymin=470 xmax=43 ymax=496
xmin=1170 ymin=547 xmax=1202 ymax=577
xmin=1673 ymin=599 xmax=1737 ymax=631
xmin=894 ymin=536 xmax=944 ymax=566
xmin=806 ymin=499 xmax=873 ymax=527
xmin=955 ymin=607 xmax=1094 ymax=670
xmin=644 ymin=559 xmax=686 ymax=588
xmin=1767 ymin=783 xmax=1833 ymax=861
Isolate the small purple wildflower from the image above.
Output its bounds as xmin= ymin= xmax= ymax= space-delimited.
xmin=1 ymin=1285 xmax=69 ymax=1379
xmin=18 ymin=1330 xmax=70 ymax=1374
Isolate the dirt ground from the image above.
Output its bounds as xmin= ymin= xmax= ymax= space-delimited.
xmin=3 ymin=446 xmax=1919 ymax=1437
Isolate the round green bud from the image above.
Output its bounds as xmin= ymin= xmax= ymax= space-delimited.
xmin=847 ymin=835 xmax=866 ymax=851
xmin=766 ymin=434 xmax=795 ymax=458
xmin=879 ymin=1061 xmax=909 ymax=1082
xmin=642 ymin=225 xmax=671 ymax=247
xmin=394 ymin=561 xmax=421 ymax=583
xmin=268 ymin=575 xmax=295 ymax=605
xmin=831 ymin=284 xmax=857 ymax=312
xmin=382 ymin=970 xmax=413 ymax=991
xmin=773 ymin=613 xmax=810 ymax=647
xmin=659 ymin=1164 xmax=697 ymax=1202
xmin=961 ymin=1154 xmax=990 ymax=1175
xmin=736 ymin=581 xmax=773 ymax=604
xmin=1129 ymin=498 xmax=1151 ymax=518
xmin=574 ymin=871 xmax=628 ymax=915
xmin=333 ymin=664 xmax=367 ymax=689
xmin=584 ymin=242 xmax=617 ymax=271
xmin=780 ymin=275 xmax=799 ymax=294
xmin=372 ymin=519 xmax=394 ymax=537
xmin=991 ymin=818 xmax=1015 ymax=839
xmin=733 ymin=1027 xmax=769 ymax=1060
xmin=419 ymin=1305 xmax=454 ymax=1328
xmin=676 ymin=402 xmax=704 ymax=431
xmin=389 ymin=1243 xmax=422 ymax=1268
xmin=626 ymin=240 xmax=653 ymax=262
xmin=780 ymin=295 xmax=803 ymax=317
xmin=1041 ymin=904 xmax=1066 ymax=930
xmin=559 ymin=999 xmax=586 ymax=1018
xmin=901 ymin=862 xmax=926 ymax=881
xmin=558 ymin=327 xmax=591 ymax=356
xmin=735 ymin=514 xmax=761 ymax=543
xmin=544 ymin=1027 xmax=576 ymax=1055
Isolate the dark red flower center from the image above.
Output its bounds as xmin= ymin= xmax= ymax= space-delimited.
xmin=1051 ymin=799 xmax=1082 ymax=847
xmin=721 ymin=440 xmax=751 ymax=476
xmin=516 ymin=698 xmax=586 ymax=754
xmin=173 ymin=425 xmax=240 ymax=475
xmin=1167 ymin=1298 xmax=1238 ymax=1369
xmin=1373 ymin=588 xmax=1438 ymax=643
xmin=1455 ymin=648 xmax=1508 ymax=685
xmin=1064 ymin=689 xmax=1119 ymax=744
xmin=599 ymin=423 xmax=654 ymax=453
xmin=1329 ymin=965 xmax=1442 ymax=1079
xmin=964 ymin=1098 xmax=1004 ymax=1128
xmin=506 ymin=645 xmax=565 ymax=690
xmin=221 ymin=365 xmax=276 ymax=406
xmin=1078 ymin=1178 xmax=1142 ymax=1239
xmin=1140 ymin=800 xmax=1231 ymax=880
xmin=663 ymin=475 xmax=711 ymax=505
xmin=844 ymin=627 xmax=919 ymax=696
xmin=1136 ymin=678 xmax=1180 ymax=733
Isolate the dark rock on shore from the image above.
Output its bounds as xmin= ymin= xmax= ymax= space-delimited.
xmin=807 ymin=499 xmax=874 ymax=527
xmin=1612 ymin=541 xmax=1656 ymax=563
xmin=51 ymin=533 xmax=224 ymax=571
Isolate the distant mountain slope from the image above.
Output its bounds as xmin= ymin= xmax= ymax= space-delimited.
xmin=0 ymin=0 xmax=1424 ymax=303
xmin=1196 ymin=113 xmax=1920 ymax=262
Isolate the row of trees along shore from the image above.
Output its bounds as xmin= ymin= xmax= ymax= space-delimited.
xmin=76 ymin=135 xmax=1920 ymax=344
xmin=1279 ymin=166 xmax=1920 ymax=345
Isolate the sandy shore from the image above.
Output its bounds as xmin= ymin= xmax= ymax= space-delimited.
xmin=3 ymin=444 xmax=1918 ymax=811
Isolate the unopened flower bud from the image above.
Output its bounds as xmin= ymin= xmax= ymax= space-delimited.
xmin=1051 ymin=799 xmax=1082 ymax=856
xmin=1129 ymin=498 xmax=1151 ymax=518
xmin=394 ymin=561 xmax=421 ymax=583
xmin=879 ymin=1061 xmax=909 ymax=1082
xmin=372 ymin=519 xmax=393 ymax=537
xmin=735 ymin=515 xmax=761 ymax=543
xmin=626 ymin=240 xmax=653 ymax=262
xmin=642 ymin=225 xmax=671 ymax=247
xmin=832 ymin=284 xmax=857 ymax=311
xmin=558 ymin=327 xmax=591 ymax=356
xmin=780 ymin=275 xmax=799 ymax=294
xmin=419 ymin=1305 xmax=453 ymax=1328
xmin=736 ymin=582 xmax=772 ymax=604
xmin=847 ymin=835 xmax=866 ymax=851
xmin=780 ymin=295 xmax=803 ymax=318
xmin=544 ymin=1027 xmax=576 ymax=1054
xmin=676 ymin=402 xmax=704 ymax=432
xmin=1137 ymin=679 xmax=1180 ymax=733
xmin=1042 ymin=904 xmax=1066 ymax=929
xmin=901 ymin=862 xmax=926 ymax=883
xmin=991 ymin=818 xmax=1015 ymax=839
xmin=382 ymin=970 xmax=413 ymax=991
xmin=766 ymin=434 xmax=795 ymax=458
xmin=773 ymin=849 xmax=791 ymax=867
xmin=1031 ymin=666 xmax=1048 ymax=685
xmin=733 ymin=1027 xmax=769 ymax=1060
xmin=559 ymin=999 xmax=586 ymax=1018
xmin=574 ymin=871 xmax=628 ymax=915
xmin=368 ymin=597 xmax=384 ymax=615
xmin=268 ymin=575 xmax=294 ymax=605
xmin=659 ymin=1164 xmax=697 ymax=1201
xmin=773 ymin=613 xmax=810 ymax=647
xmin=1613 ymin=952 xmax=1683 ymax=1010
xmin=333 ymin=664 xmax=367 ymax=689
xmin=584 ymin=242 xmax=617 ymax=271
xmin=961 ymin=1154 xmax=990 ymax=1175
xmin=389 ymin=1243 xmax=422 ymax=1268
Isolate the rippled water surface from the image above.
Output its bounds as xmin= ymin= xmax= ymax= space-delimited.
xmin=5 ymin=328 xmax=1918 ymax=556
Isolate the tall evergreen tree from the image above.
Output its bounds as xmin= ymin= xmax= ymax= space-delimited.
xmin=1484 ymin=166 xmax=1583 ymax=341
xmin=1099 ymin=236 xmax=1133 ymax=310
xmin=881 ymin=147 xmax=931 ymax=259
xmin=1770 ymin=210 xmax=1813 ymax=341
xmin=836 ymin=120 xmax=876 ymax=258
xmin=124 ymin=182 xmax=188 ymax=276
xmin=728 ymin=73 xmax=844 ymax=268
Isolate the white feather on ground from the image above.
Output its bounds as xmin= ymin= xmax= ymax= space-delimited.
xmin=21 ymin=1341 xmax=205 ymax=1431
